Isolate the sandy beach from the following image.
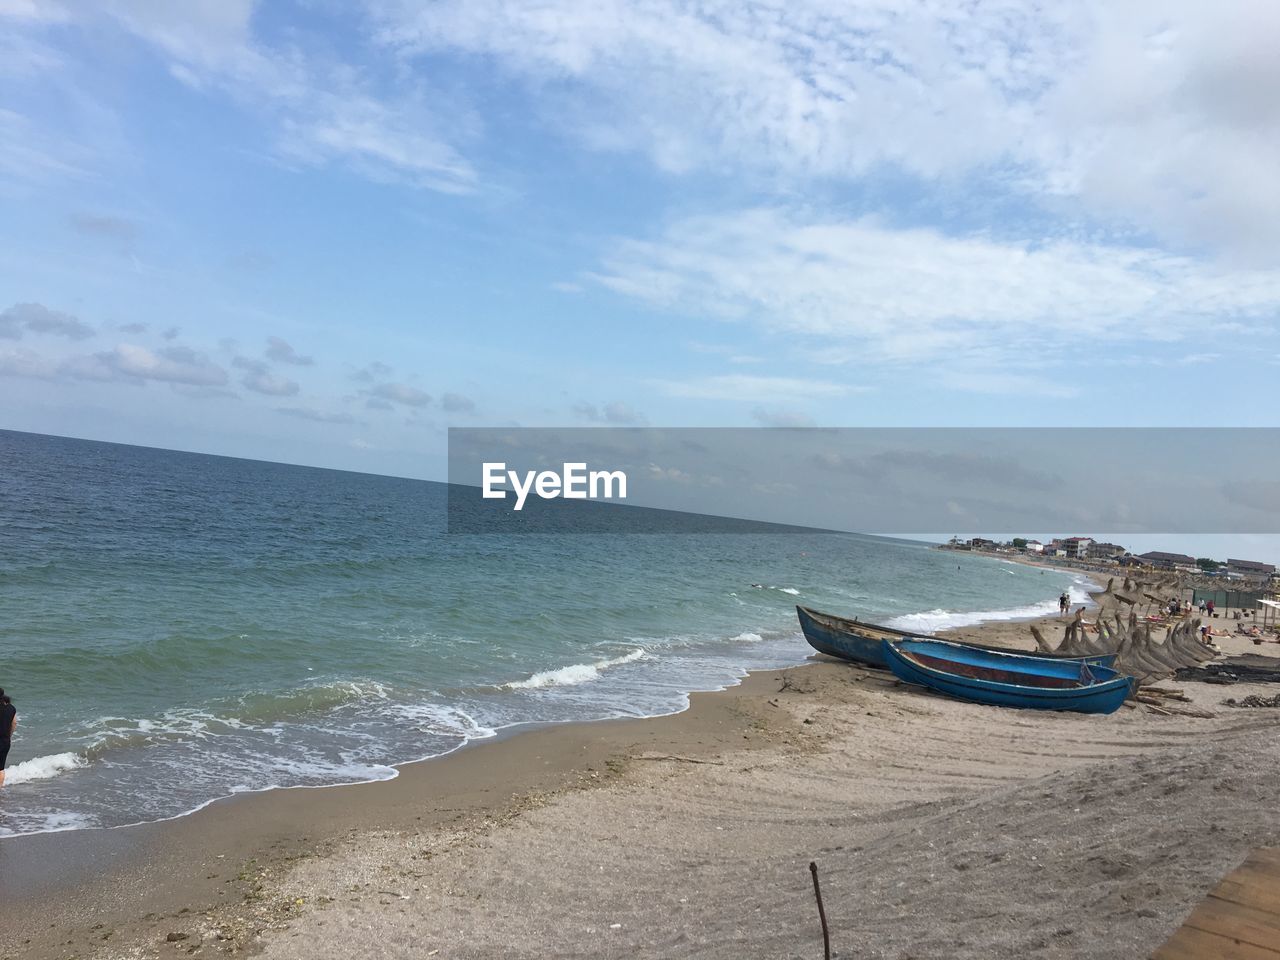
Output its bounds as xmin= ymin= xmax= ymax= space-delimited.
xmin=3 ymin=608 xmax=1280 ymax=960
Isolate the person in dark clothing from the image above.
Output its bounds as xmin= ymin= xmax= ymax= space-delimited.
xmin=0 ymin=690 xmax=16 ymax=788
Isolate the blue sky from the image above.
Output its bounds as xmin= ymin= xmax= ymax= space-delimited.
xmin=2 ymin=1 xmax=1280 ymax=486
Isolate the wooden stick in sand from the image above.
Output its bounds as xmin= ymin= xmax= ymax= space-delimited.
xmin=633 ymin=755 xmax=724 ymax=765
xmin=810 ymin=861 xmax=831 ymax=960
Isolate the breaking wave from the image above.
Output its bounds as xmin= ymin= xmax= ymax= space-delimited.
xmin=5 ymin=752 xmax=87 ymax=785
xmin=502 ymin=649 xmax=648 ymax=690
xmin=884 ymin=579 xmax=1095 ymax=634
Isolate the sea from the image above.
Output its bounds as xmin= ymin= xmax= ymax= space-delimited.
xmin=0 ymin=430 xmax=1091 ymax=838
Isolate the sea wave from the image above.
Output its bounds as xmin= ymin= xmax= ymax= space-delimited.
xmin=70 ymin=680 xmax=394 ymax=754
xmin=884 ymin=580 xmax=1094 ymax=634
xmin=502 ymin=648 xmax=648 ymax=690
xmin=4 ymin=751 xmax=88 ymax=785
xmin=389 ymin=702 xmax=497 ymax=740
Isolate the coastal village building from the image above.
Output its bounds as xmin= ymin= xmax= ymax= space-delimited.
xmin=1087 ymin=542 xmax=1127 ymax=561
xmin=1227 ymin=558 xmax=1276 ymax=579
xmin=1060 ymin=536 xmax=1094 ymax=559
xmin=1138 ymin=551 xmax=1197 ymax=572
xmin=1025 ymin=540 xmax=1044 ymax=553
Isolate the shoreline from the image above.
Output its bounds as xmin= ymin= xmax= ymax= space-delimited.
xmin=0 ymin=561 xmax=1097 ymax=844
xmin=0 ymin=664 xmax=803 ymax=959
xmin=8 ymin=575 xmax=1257 ymax=960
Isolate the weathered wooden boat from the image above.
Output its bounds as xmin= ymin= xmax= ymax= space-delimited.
xmin=881 ymin=638 xmax=1134 ymax=714
xmin=795 ymin=606 xmax=1117 ymax=670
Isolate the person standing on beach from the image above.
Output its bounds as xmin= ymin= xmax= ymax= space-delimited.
xmin=0 ymin=690 xmax=15 ymax=788
xmin=1059 ymin=592 xmax=1069 ymax=616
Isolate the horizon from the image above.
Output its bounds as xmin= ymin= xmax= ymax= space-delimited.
xmin=9 ymin=425 xmax=1280 ymax=565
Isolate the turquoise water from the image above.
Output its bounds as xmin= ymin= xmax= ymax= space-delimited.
xmin=0 ymin=430 xmax=1087 ymax=837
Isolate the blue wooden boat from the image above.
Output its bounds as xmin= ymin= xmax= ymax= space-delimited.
xmin=880 ymin=638 xmax=1134 ymax=714
xmin=795 ymin=606 xmax=1117 ymax=671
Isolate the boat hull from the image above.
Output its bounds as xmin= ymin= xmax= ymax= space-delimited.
xmin=881 ymin=638 xmax=1133 ymax=714
xmin=796 ymin=605 xmax=891 ymax=667
xmin=795 ymin=606 xmax=1117 ymax=671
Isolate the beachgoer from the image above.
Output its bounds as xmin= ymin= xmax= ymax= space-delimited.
xmin=0 ymin=690 xmax=15 ymax=788
xmin=1059 ymin=592 xmax=1069 ymax=616
xmin=1207 ymin=599 xmax=1216 ymax=616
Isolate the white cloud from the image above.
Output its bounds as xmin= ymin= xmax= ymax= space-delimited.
xmin=0 ymin=108 xmax=87 ymax=180
xmin=1035 ymin=3 xmax=1280 ymax=263
xmin=653 ymin=373 xmax=856 ymax=403
xmin=372 ymin=0 xmax=1039 ymax=176
xmin=264 ymin=336 xmax=313 ymax=366
xmin=572 ymin=400 xmax=646 ymax=425
xmin=277 ymin=405 xmax=356 ymax=424
xmin=241 ymin=368 xmax=299 ymax=397
xmin=0 ymin=302 xmax=95 ymax=340
xmin=751 ymin=408 xmax=816 ymax=428
xmin=70 ymin=213 xmax=138 ymax=241
xmin=86 ymin=343 xmax=229 ymax=386
xmin=373 ymin=0 xmax=1280 ymax=261
xmin=933 ymin=371 xmax=1081 ymax=400
xmin=441 ymin=392 xmax=476 ymax=414
xmin=276 ymin=91 xmax=478 ymax=195
xmin=0 ymin=0 xmax=70 ymax=22
xmin=368 ymin=381 xmax=431 ymax=407
xmin=0 ymin=19 xmax=65 ymax=80
xmin=0 ymin=346 xmax=59 ymax=378
xmin=0 ymin=338 xmax=233 ymax=389
xmin=594 ymin=208 xmax=1280 ymax=363
xmin=68 ymin=1 xmax=479 ymax=194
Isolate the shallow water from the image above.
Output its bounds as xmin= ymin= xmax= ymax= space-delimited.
xmin=0 ymin=429 xmax=1088 ymax=836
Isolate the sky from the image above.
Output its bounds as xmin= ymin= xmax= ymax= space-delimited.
xmin=2 ymin=1 xmax=1279 ymax=498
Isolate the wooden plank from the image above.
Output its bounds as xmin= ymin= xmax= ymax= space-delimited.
xmin=1152 ymin=924 xmax=1280 ymax=960
xmin=1154 ymin=849 xmax=1280 ymax=958
xmin=1248 ymin=849 xmax=1280 ymax=871
xmin=1186 ymin=896 xmax=1280 ymax=952
xmin=1216 ymin=868 xmax=1280 ymax=917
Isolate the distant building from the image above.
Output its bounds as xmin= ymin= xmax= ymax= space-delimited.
xmin=1087 ymin=542 xmax=1126 ymax=561
xmin=1226 ymin=558 xmax=1276 ymax=578
xmin=1025 ymin=540 xmax=1044 ymax=554
xmin=1060 ymin=536 xmax=1095 ymax=559
xmin=1138 ymin=550 xmax=1197 ymax=571
xmin=969 ymin=537 xmax=995 ymax=549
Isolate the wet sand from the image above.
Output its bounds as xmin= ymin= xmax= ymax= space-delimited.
xmin=4 ymin=612 xmax=1280 ymax=960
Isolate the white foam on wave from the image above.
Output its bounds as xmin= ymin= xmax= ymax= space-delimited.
xmin=503 ymin=648 xmax=648 ymax=690
xmin=0 ymin=809 xmax=98 ymax=839
xmin=884 ymin=577 xmax=1095 ymax=634
xmin=391 ymin=702 xmax=497 ymax=740
xmin=4 ymin=751 xmax=88 ymax=785
xmin=778 ymin=587 xmax=800 ymax=596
